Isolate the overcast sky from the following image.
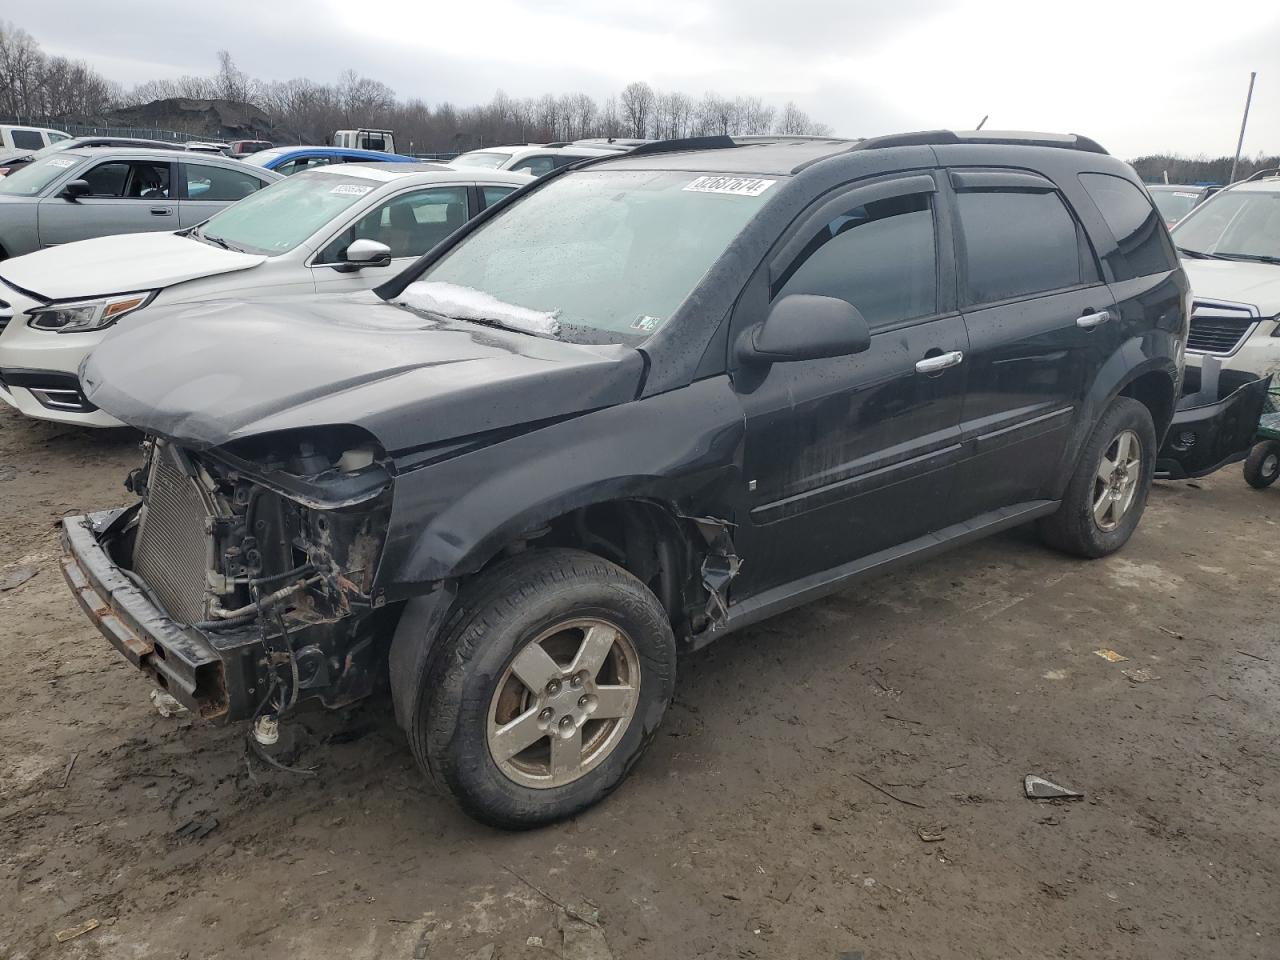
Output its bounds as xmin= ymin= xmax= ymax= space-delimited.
xmin=18 ymin=0 xmax=1280 ymax=158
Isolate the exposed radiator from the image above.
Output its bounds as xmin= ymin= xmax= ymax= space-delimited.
xmin=132 ymin=446 xmax=213 ymax=624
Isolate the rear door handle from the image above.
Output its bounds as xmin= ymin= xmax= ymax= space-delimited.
xmin=150 ymin=207 xmax=172 ymax=216
xmin=1077 ymin=310 xmax=1111 ymax=329
xmin=915 ymin=350 xmax=964 ymax=374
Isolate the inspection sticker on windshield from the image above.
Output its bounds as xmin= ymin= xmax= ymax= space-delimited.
xmin=683 ymin=175 xmax=776 ymax=197
xmin=329 ymin=184 xmax=374 ymax=196
xmin=1173 ymin=192 xmax=1199 ymax=198
xmin=46 ymin=158 xmax=76 ymax=168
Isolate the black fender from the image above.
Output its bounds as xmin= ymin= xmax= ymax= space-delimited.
xmin=387 ymin=582 xmax=457 ymax=729
xmin=1049 ymin=340 xmax=1179 ymax=500
xmin=376 ymin=376 xmax=746 ymax=595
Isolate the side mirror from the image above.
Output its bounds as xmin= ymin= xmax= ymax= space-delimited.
xmin=61 ymin=179 xmax=91 ymax=201
xmin=737 ymin=294 xmax=871 ymax=364
xmin=335 ymin=238 xmax=392 ymax=272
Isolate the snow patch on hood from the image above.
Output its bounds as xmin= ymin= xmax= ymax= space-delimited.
xmin=394 ymin=281 xmax=560 ymax=337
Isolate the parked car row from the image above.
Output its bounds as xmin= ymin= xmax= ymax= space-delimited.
xmin=0 ymin=128 xmax=1271 ymax=829
xmin=0 ymin=162 xmax=529 ymax=423
xmin=0 ymin=146 xmax=283 ymax=259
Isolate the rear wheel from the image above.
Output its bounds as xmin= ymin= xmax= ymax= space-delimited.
xmin=1039 ymin=397 xmax=1157 ymax=558
xmin=409 ymin=549 xmax=676 ymax=828
xmin=1243 ymin=441 xmax=1280 ymax=488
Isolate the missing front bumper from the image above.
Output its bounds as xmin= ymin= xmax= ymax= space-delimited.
xmin=60 ymin=510 xmax=260 ymax=720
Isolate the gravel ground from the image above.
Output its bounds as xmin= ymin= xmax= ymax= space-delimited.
xmin=1 ymin=402 xmax=1277 ymax=960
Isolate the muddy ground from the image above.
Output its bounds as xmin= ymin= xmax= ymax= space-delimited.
xmin=0 ymin=402 xmax=1277 ymax=960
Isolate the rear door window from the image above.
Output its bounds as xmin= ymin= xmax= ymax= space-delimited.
xmin=773 ymin=191 xmax=938 ymax=329
xmin=956 ymin=190 xmax=1086 ymax=304
xmin=183 ymin=163 xmax=268 ymax=201
xmin=1079 ymin=173 xmax=1179 ymax=279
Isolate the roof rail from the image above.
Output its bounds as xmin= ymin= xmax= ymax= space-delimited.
xmin=626 ymin=135 xmax=737 ymax=157
xmin=851 ymin=129 xmax=1109 ymax=155
xmin=733 ymin=134 xmax=850 ymax=144
xmin=1243 ymin=167 xmax=1280 ymax=182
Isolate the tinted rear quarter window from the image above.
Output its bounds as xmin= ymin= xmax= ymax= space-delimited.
xmin=11 ymin=130 xmax=45 ymax=150
xmin=1079 ymin=173 xmax=1178 ymax=279
xmin=956 ymin=190 xmax=1084 ymax=303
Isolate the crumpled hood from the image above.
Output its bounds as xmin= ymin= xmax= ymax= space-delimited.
xmin=0 ymin=232 xmax=265 ymax=300
xmin=80 ymin=291 xmax=646 ymax=453
xmin=1183 ymin=259 xmax=1280 ymax=316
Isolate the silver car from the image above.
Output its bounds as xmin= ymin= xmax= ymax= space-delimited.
xmin=0 ymin=147 xmax=282 ymax=260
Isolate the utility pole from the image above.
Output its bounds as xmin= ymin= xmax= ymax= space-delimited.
xmin=1228 ymin=71 xmax=1257 ymax=184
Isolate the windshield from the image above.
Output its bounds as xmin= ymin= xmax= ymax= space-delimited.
xmin=1173 ymin=190 xmax=1280 ymax=262
xmin=452 ymin=151 xmax=509 ymax=169
xmin=414 ymin=169 xmax=776 ymax=343
xmin=0 ymin=154 xmax=83 ymax=197
xmin=197 ymin=171 xmax=380 ymax=255
xmin=1149 ymin=188 xmax=1200 ymax=224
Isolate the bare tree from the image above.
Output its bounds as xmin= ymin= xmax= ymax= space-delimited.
xmin=735 ymin=96 xmax=775 ymax=135
xmin=620 ymin=81 xmax=655 ymax=139
xmin=775 ymin=101 xmax=833 ymax=137
xmin=0 ymin=23 xmax=47 ymax=116
xmin=215 ymin=50 xmax=257 ymax=104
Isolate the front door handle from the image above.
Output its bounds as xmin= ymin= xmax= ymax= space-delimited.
xmin=1077 ymin=310 xmax=1111 ymax=329
xmin=915 ymin=350 xmax=964 ymax=374
xmin=150 ymin=207 xmax=172 ymax=216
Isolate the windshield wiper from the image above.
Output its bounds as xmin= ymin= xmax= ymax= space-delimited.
xmin=1176 ymin=247 xmax=1226 ymax=260
xmin=198 ymin=231 xmax=237 ymax=252
xmin=1214 ymin=252 xmax=1280 ymax=265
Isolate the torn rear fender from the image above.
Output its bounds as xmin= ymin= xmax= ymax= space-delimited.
xmin=1155 ymin=375 xmax=1272 ymax=480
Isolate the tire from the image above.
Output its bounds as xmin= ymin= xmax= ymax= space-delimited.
xmin=409 ymin=548 xmax=676 ymax=829
xmin=1243 ymin=441 xmax=1280 ymax=488
xmin=1039 ymin=396 xmax=1157 ymax=558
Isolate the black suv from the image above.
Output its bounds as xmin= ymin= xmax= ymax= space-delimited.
xmin=64 ymin=131 xmax=1201 ymax=827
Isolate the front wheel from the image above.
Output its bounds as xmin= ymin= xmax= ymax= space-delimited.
xmin=1039 ymin=397 xmax=1157 ymax=558
xmin=1243 ymin=441 xmax=1280 ymax=488
xmin=409 ymin=549 xmax=676 ymax=828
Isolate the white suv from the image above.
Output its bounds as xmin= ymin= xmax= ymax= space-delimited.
xmin=1172 ymin=171 xmax=1280 ymax=395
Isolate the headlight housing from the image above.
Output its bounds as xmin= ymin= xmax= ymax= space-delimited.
xmin=26 ymin=291 xmax=158 ymax=332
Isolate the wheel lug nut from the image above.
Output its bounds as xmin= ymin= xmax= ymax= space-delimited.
xmin=578 ymin=695 xmax=589 ymax=708
xmin=559 ymin=716 xmax=574 ymax=732
xmin=570 ymin=674 xmax=583 ymax=688
xmin=539 ymin=708 xmax=554 ymax=721
xmin=546 ymin=679 xmax=561 ymax=695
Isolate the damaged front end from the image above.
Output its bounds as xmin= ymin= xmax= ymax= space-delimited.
xmin=60 ymin=428 xmax=395 ymax=721
xmin=1156 ymin=356 xmax=1273 ymax=479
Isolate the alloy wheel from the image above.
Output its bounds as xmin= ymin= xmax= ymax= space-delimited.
xmin=487 ymin=617 xmax=641 ymax=789
xmin=1093 ymin=429 xmax=1142 ymax=531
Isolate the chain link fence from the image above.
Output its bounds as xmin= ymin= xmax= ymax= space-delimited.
xmin=1 ymin=117 xmax=202 ymax=143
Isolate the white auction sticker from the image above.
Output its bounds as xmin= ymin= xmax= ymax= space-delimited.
xmin=330 ymin=183 xmax=374 ymax=196
xmin=46 ymin=158 xmax=76 ymax=168
xmin=683 ymin=175 xmax=776 ymax=197
xmin=1173 ymin=192 xmax=1199 ymax=198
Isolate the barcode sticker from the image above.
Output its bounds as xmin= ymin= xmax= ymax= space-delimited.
xmin=330 ymin=184 xmax=374 ymax=196
xmin=684 ymin=175 xmax=776 ymax=197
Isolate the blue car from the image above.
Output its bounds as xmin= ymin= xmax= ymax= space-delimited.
xmin=242 ymin=145 xmax=417 ymax=176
